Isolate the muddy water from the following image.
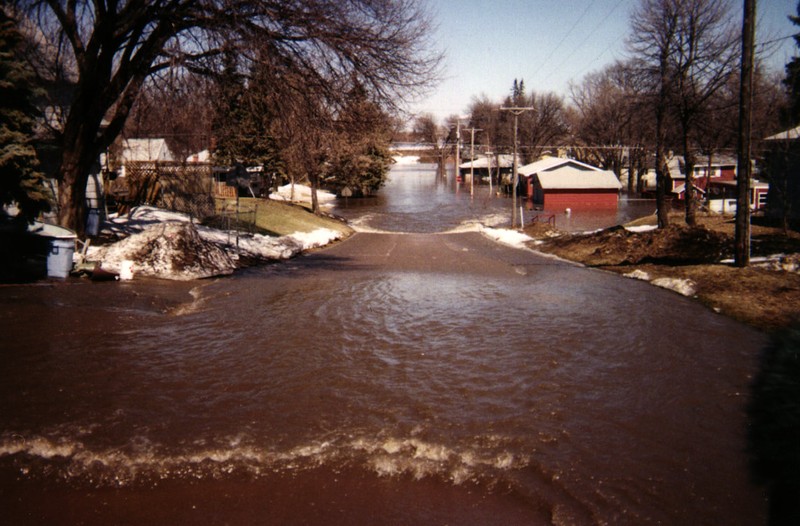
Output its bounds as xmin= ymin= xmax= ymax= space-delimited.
xmin=0 ymin=165 xmax=767 ymax=524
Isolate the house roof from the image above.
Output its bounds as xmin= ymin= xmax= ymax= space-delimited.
xmin=518 ymin=156 xmax=602 ymax=177
xmin=459 ymin=154 xmax=516 ymax=169
xmin=121 ymin=138 xmax=175 ymax=162
xmin=764 ymin=125 xmax=800 ymax=141
xmin=534 ymin=167 xmax=622 ymax=190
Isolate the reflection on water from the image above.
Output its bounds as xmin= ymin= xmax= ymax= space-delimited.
xmin=334 ymin=163 xmax=656 ymax=233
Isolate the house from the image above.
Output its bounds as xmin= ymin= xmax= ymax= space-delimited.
xmin=641 ymin=153 xmax=685 ymax=194
xmin=115 ymin=138 xmax=176 ymax=177
xmin=703 ymin=180 xmax=770 ymax=214
xmin=518 ymin=157 xmax=621 ymax=210
xmin=458 ymin=154 xmax=516 ymax=185
xmin=762 ymin=126 xmax=800 ymax=221
xmin=642 ymin=153 xmax=768 ymax=212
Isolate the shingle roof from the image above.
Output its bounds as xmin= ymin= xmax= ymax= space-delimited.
xmin=518 ymin=157 xmax=602 ymax=177
xmin=534 ymin=167 xmax=621 ymax=190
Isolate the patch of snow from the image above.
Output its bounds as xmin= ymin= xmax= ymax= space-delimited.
xmin=287 ymin=229 xmax=343 ymax=250
xmin=624 ymin=269 xmax=651 ymax=281
xmin=393 ymin=155 xmax=420 ymax=165
xmin=269 ymin=184 xmax=336 ymax=206
xmin=720 ymin=254 xmax=800 ymax=273
xmin=89 ymin=205 xmax=345 ymax=280
xmin=481 ymin=227 xmax=533 ymax=249
xmin=625 ymin=225 xmax=658 ymax=233
xmin=652 ymin=277 xmax=697 ymax=297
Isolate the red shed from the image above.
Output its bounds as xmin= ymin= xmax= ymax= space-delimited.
xmin=519 ymin=157 xmax=621 ymax=210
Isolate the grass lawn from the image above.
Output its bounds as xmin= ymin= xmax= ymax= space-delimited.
xmin=213 ymin=197 xmax=352 ymax=238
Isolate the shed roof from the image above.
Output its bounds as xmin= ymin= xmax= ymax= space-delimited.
xmin=459 ymin=154 xmax=516 ymax=169
xmin=534 ymin=167 xmax=621 ymax=190
xmin=518 ymin=156 xmax=602 ymax=177
xmin=764 ymin=125 xmax=800 ymax=141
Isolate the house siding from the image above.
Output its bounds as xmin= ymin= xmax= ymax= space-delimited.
xmin=539 ymin=190 xmax=619 ymax=210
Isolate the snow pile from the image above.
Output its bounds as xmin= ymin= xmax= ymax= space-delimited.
xmin=651 ymin=277 xmax=697 ymax=297
xmin=269 ymin=184 xmax=337 ymax=206
xmin=196 ymin=227 xmax=303 ymax=260
xmin=624 ymin=224 xmax=658 ymax=233
xmin=623 ymin=268 xmax=696 ymax=296
xmin=287 ymin=229 xmax=344 ymax=250
xmin=624 ymin=269 xmax=651 ymax=281
xmin=481 ymin=227 xmax=533 ymax=249
xmin=91 ymin=222 xmax=236 ymax=281
xmin=88 ymin=205 xmax=344 ymax=280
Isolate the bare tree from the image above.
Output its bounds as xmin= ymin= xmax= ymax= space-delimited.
xmin=15 ymin=0 xmax=442 ymax=235
xmin=569 ymin=61 xmax=651 ymax=188
xmin=669 ymin=0 xmax=739 ymax=226
xmin=629 ymin=0 xmax=684 ymax=228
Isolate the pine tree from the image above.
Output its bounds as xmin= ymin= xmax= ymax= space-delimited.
xmin=0 ymin=9 xmax=51 ymax=222
xmin=784 ymin=2 xmax=800 ymax=125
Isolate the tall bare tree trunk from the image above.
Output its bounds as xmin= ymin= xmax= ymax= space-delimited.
xmin=656 ymin=100 xmax=671 ymax=228
xmin=735 ymin=0 xmax=755 ymax=267
xmin=683 ymin=139 xmax=697 ymax=226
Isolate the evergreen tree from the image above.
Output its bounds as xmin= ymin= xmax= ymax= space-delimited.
xmin=211 ymin=48 xmax=286 ymax=192
xmin=322 ymin=81 xmax=393 ymax=196
xmin=784 ymin=2 xmax=800 ymax=125
xmin=0 ymin=9 xmax=51 ymax=222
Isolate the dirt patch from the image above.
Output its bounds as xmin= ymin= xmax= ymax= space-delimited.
xmin=524 ymin=212 xmax=800 ymax=332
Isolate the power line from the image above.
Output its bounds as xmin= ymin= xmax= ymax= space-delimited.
xmin=537 ymin=0 xmax=626 ymax=88
xmin=534 ymin=0 xmax=597 ymax=77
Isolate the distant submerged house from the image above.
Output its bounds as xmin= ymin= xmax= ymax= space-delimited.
xmin=458 ymin=154 xmax=516 ymax=185
xmin=642 ymin=152 xmax=768 ymax=212
xmin=518 ymin=157 xmax=621 ymax=210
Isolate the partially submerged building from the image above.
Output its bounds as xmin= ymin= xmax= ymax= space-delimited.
xmin=518 ymin=157 xmax=621 ymax=210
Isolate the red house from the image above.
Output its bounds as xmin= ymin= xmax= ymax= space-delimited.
xmin=518 ymin=157 xmax=621 ymax=210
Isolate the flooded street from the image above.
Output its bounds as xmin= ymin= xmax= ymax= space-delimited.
xmin=0 ymin=164 xmax=768 ymax=524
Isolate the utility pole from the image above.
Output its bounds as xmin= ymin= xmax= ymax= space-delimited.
xmin=735 ymin=0 xmax=755 ymax=267
xmin=500 ymin=107 xmax=534 ymax=228
xmin=454 ymin=120 xmax=462 ymax=188
xmin=486 ymin=150 xmax=494 ymax=196
xmin=467 ymin=127 xmax=482 ymax=197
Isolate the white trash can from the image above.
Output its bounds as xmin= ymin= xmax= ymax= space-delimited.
xmin=47 ymin=237 xmax=75 ymax=278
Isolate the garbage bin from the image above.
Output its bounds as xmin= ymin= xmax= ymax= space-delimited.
xmin=47 ymin=237 xmax=75 ymax=278
xmin=87 ymin=208 xmax=101 ymax=236
xmin=29 ymin=222 xmax=78 ymax=279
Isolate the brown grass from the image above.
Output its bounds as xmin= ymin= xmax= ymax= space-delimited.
xmin=524 ymin=212 xmax=800 ymax=332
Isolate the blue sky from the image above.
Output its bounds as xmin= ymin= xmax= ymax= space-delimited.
xmin=410 ymin=0 xmax=799 ymax=122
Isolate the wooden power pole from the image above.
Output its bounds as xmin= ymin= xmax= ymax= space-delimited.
xmin=735 ymin=0 xmax=755 ymax=267
xmin=500 ymin=107 xmax=534 ymax=228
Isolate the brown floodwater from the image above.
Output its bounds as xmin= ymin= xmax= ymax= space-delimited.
xmin=0 ymin=165 xmax=768 ymax=524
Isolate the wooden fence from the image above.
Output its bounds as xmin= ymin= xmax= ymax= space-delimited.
xmin=110 ymin=161 xmax=220 ymax=220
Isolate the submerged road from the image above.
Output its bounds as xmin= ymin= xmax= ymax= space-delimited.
xmin=0 ymin=230 xmax=768 ymax=525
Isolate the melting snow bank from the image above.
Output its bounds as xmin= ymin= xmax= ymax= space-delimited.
xmin=90 ymin=223 xmax=236 ymax=281
xmin=624 ymin=269 xmax=697 ymax=297
xmin=87 ymin=206 xmax=344 ymax=280
xmin=269 ymin=184 xmax=337 ymax=207
xmin=480 ymin=227 xmax=533 ymax=248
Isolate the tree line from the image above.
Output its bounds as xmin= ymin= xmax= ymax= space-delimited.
xmin=411 ymin=0 xmax=792 ymax=230
xmin=0 ymin=0 xmax=442 ymax=235
xmin=2 ymin=0 xmax=799 ymax=236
